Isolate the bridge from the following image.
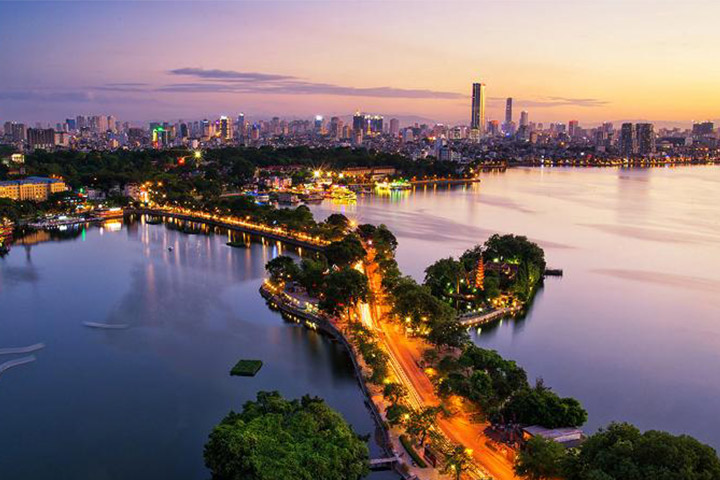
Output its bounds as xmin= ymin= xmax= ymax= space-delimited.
xmin=369 ymin=456 xmax=400 ymax=470
xmin=133 ymin=208 xmax=328 ymax=252
xmin=459 ymin=308 xmax=513 ymax=327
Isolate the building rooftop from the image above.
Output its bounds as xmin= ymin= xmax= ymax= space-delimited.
xmin=0 ymin=176 xmax=64 ymax=186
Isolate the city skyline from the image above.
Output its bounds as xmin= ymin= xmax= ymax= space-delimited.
xmin=3 ymin=1 xmax=720 ymax=126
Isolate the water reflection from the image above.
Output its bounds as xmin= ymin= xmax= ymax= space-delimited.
xmin=0 ymin=219 xmax=398 ymax=480
xmin=311 ymin=166 xmax=720 ymax=448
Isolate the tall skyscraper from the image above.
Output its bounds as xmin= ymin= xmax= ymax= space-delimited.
xmin=219 ymin=116 xmax=233 ymax=140
xmin=568 ymin=120 xmax=579 ymax=138
xmin=505 ymin=98 xmax=513 ymax=125
xmin=352 ymin=112 xmax=366 ymax=133
xmin=636 ymin=123 xmax=655 ymax=154
xmin=389 ymin=118 xmax=400 ymax=136
xmin=520 ymin=111 xmax=529 ymax=127
xmin=471 ymin=82 xmax=486 ymax=134
xmin=237 ymin=113 xmax=246 ymax=137
xmin=620 ymin=123 xmax=637 ymax=155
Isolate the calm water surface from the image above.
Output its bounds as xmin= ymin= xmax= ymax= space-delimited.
xmin=313 ymin=166 xmax=720 ymax=448
xmin=0 ymin=222 xmax=397 ymax=479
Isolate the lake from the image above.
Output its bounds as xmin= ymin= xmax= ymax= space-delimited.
xmin=312 ymin=165 xmax=720 ymax=448
xmin=0 ymin=220 xmax=397 ymax=479
xmin=2 ymin=165 xmax=720 ymax=479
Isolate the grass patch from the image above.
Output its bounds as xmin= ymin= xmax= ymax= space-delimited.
xmin=400 ymin=434 xmax=427 ymax=468
xmin=230 ymin=359 xmax=263 ymax=377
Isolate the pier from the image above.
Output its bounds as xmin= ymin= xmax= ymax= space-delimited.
xmin=459 ymin=308 xmax=513 ymax=327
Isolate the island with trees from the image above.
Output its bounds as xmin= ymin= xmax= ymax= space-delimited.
xmin=204 ymin=391 xmax=370 ymax=480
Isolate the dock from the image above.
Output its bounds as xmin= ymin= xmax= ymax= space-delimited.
xmin=459 ymin=308 xmax=513 ymax=327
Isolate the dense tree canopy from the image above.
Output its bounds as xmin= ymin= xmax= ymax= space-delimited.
xmin=323 ymin=235 xmax=366 ymax=268
xmin=515 ymin=436 xmax=567 ymax=480
xmin=204 ymin=391 xmax=369 ymax=480
xmin=318 ymin=268 xmax=369 ymax=315
xmin=266 ymin=255 xmax=300 ymax=283
xmin=565 ymin=423 xmax=720 ymax=480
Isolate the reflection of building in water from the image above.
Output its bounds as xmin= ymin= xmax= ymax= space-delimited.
xmin=14 ymin=226 xmax=84 ymax=246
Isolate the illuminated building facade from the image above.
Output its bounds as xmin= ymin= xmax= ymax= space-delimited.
xmin=471 ymin=82 xmax=486 ymax=134
xmin=0 ymin=177 xmax=68 ymax=201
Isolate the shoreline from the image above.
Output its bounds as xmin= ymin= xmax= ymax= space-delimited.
xmin=259 ymin=282 xmax=414 ymax=479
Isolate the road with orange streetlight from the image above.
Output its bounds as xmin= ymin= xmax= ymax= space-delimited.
xmin=363 ymin=248 xmax=520 ymax=480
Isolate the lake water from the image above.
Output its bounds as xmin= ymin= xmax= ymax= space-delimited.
xmin=312 ymin=165 xmax=720 ymax=449
xmin=0 ymin=221 xmax=397 ymax=479
xmin=2 ymin=166 xmax=720 ymax=479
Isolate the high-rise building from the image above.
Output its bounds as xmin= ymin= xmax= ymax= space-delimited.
xmin=487 ymin=120 xmax=500 ymax=136
xmin=3 ymin=122 xmax=26 ymax=142
xmin=219 ymin=116 xmax=233 ymax=140
xmin=329 ymin=117 xmax=342 ymax=139
xmin=352 ymin=112 xmax=366 ymax=133
xmin=368 ymin=115 xmax=383 ymax=134
xmin=568 ymin=120 xmax=579 ymax=138
xmin=26 ymin=128 xmax=56 ymax=150
xmin=314 ymin=115 xmax=324 ymax=133
xmin=505 ymin=98 xmax=513 ymax=125
xmin=620 ymin=123 xmax=637 ymax=155
xmin=107 ymin=115 xmax=117 ymax=133
xmin=636 ymin=123 xmax=656 ymax=154
xmin=237 ymin=113 xmax=246 ymax=137
xmin=692 ymin=121 xmax=714 ymax=136
xmin=520 ymin=111 xmax=529 ymax=127
xmin=471 ymin=82 xmax=486 ymax=134
xmin=65 ymin=118 xmax=77 ymax=131
xmin=389 ymin=118 xmax=400 ymax=136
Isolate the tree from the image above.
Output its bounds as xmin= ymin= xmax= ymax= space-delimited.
xmin=483 ymin=234 xmax=546 ymax=272
xmin=515 ymin=436 xmax=567 ymax=480
xmin=323 ymin=235 xmax=366 ymax=268
xmin=383 ymin=382 xmax=407 ymax=404
xmin=386 ymin=403 xmax=411 ymax=427
xmin=319 ymin=268 xmax=369 ymax=315
xmin=265 ymin=255 xmax=300 ymax=283
xmin=325 ymin=213 xmax=351 ymax=230
xmin=204 ymin=391 xmax=369 ymax=480
xmin=406 ymin=406 xmax=440 ymax=446
xmin=427 ymin=317 xmax=470 ymax=349
xmin=442 ymin=445 xmax=472 ymax=480
xmin=391 ymin=277 xmax=456 ymax=331
xmin=298 ymin=257 xmax=328 ymax=297
xmin=424 ymin=257 xmax=469 ymax=302
xmin=502 ymin=381 xmax=587 ymax=429
xmin=565 ymin=422 xmax=720 ymax=480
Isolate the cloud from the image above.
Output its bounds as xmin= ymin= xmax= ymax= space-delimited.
xmin=0 ymin=90 xmax=99 ymax=102
xmin=489 ymin=96 xmax=608 ymax=108
xmin=169 ymin=68 xmax=294 ymax=82
xmin=166 ymin=67 xmax=464 ymax=99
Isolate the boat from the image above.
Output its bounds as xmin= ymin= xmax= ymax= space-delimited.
xmin=330 ymin=187 xmax=357 ymax=202
xmin=277 ymin=192 xmax=300 ymax=204
xmin=145 ymin=216 xmax=163 ymax=225
xmin=226 ymin=241 xmax=250 ymax=248
xmin=301 ymin=191 xmax=325 ymax=203
xmin=168 ymin=246 xmax=174 ymax=251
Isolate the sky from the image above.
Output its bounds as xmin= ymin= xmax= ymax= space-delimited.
xmin=2 ymin=0 xmax=720 ymax=127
